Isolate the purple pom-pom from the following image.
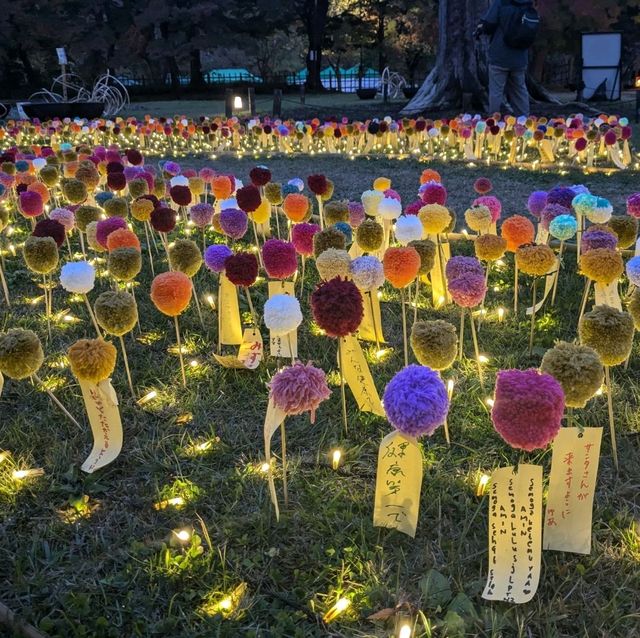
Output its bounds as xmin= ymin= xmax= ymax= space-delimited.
xmin=527 ymin=191 xmax=547 ymax=219
xmin=219 ymin=208 xmax=248 ymax=239
xmin=448 ymin=272 xmax=487 ymax=308
xmin=446 ymin=255 xmax=484 ymax=280
xmin=204 ymin=244 xmax=232 ymax=273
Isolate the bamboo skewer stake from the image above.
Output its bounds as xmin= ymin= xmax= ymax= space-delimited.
xmin=0 ymin=259 xmax=10 ymax=306
xmin=459 ymin=307 xmax=465 ymax=360
xmin=604 ymin=366 xmax=618 ymax=472
xmin=83 ymin=294 xmax=102 ymax=339
xmin=528 ymin=277 xmax=538 ymax=355
xmin=469 ymin=310 xmax=484 ymax=390
xmin=513 ymin=257 xmax=519 ymax=315
xmin=551 ymin=241 xmax=564 ymax=305
xmin=400 ymin=287 xmax=409 ymax=367
xmin=337 ymin=337 xmax=348 ymax=433
xmin=280 ymin=423 xmax=288 ymax=507
xmin=119 ymin=335 xmax=135 ymax=399
xmin=578 ymin=278 xmax=592 ymax=327
xmin=368 ymin=291 xmax=381 ymax=351
xmin=32 ymin=373 xmax=81 ymax=428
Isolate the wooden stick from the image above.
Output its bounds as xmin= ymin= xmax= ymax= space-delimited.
xmin=83 ymin=294 xmax=102 ymax=339
xmin=0 ymin=259 xmax=10 ymax=307
xmin=368 ymin=291 xmax=381 ymax=351
xmin=513 ymin=256 xmax=519 ymax=315
xmin=191 ymin=283 xmax=205 ymax=329
xmin=578 ymin=278 xmax=592 ymax=327
xmin=413 ymin=278 xmax=420 ymax=323
xmin=604 ymin=366 xmax=618 ymax=472
xmin=280 ymin=422 xmax=288 ymax=507
xmin=174 ymin=315 xmax=186 ymax=387
xmin=459 ymin=307 xmax=465 ymax=360
xmin=244 ymin=287 xmax=259 ymax=327
xmin=528 ymin=277 xmax=537 ymax=355
xmin=441 ymin=371 xmax=451 ymax=445
xmin=119 ymin=335 xmax=135 ymax=399
xmin=337 ymin=337 xmax=348 ymax=433
xmin=42 ymin=275 xmax=51 ymax=339
xmin=251 ymin=219 xmax=264 ymax=269
xmin=0 ymin=600 xmax=47 ymax=638
xmin=400 ymin=287 xmax=409 ymax=367
xmin=298 ymin=255 xmax=306 ymax=298
xmin=287 ymin=332 xmax=296 ymax=365
xmin=274 ymin=204 xmax=281 ymax=239
xmin=143 ymin=222 xmax=156 ymax=277
xmin=469 ymin=310 xmax=484 ymax=390
xmin=32 ymin=373 xmax=81 ymax=429
xmin=78 ymin=231 xmax=87 ymax=259
xmin=436 ymin=235 xmax=448 ymax=305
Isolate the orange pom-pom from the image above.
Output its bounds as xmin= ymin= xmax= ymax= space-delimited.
xmin=501 ymin=214 xmax=535 ymax=252
xmin=211 ymin=175 xmax=233 ymax=200
xmin=420 ymin=169 xmax=441 ymax=184
xmin=106 ymin=228 xmax=141 ymax=252
xmin=150 ymin=271 xmax=192 ymax=316
xmin=27 ymin=181 xmax=50 ymax=205
xmin=283 ymin=193 xmax=309 ymax=222
xmin=383 ymin=247 xmax=421 ymax=288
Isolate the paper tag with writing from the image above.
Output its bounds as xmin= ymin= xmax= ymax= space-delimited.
xmin=359 ymin=290 xmax=385 ymax=344
xmin=482 ymin=465 xmax=543 ymax=604
xmin=594 ymin=281 xmax=622 ymax=311
xmin=219 ymin=273 xmax=243 ymax=345
xmin=544 ymin=427 xmax=602 ymax=554
xmin=526 ymin=259 xmax=558 ymax=316
xmin=263 ymin=397 xmax=287 ymax=520
xmin=238 ymin=329 xmax=263 ymax=369
xmin=79 ymin=379 xmax=123 ymax=473
xmin=373 ymin=431 xmax=422 ymax=537
xmin=268 ymin=281 xmax=298 ymax=358
xmin=339 ymin=335 xmax=384 ymax=417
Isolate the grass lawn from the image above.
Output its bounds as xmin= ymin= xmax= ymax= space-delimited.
xmin=0 ymin=154 xmax=639 ymax=637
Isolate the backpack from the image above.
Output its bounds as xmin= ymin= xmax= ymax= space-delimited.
xmin=500 ymin=0 xmax=540 ymax=50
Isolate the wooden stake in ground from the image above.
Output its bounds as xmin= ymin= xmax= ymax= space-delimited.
xmin=173 ymin=315 xmax=187 ymax=387
xmin=32 ymin=373 xmax=81 ymax=428
xmin=513 ymin=255 xmax=519 ymax=315
xmin=337 ymin=337 xmax=348 ymax=433
xmin=400 ymin=287 xmax=409 ymax=367
xmin=83 ymin=293 xmax=102 ymax=339
xmin=118 ymin=335 xmax=135 ymax=399
xmin=468 ymin=310 xmax=485 ymax=390
xmin=578 ymin=278 xmax=592 ymax=327
xmin=528 ymin=276 xmax=538 ymax=355
xmin=550 ymin=241 xmax=564 ymax=305
xmin=368 ymin=291 xmax=381 ymax=351
xmin=604 ymin=366 xmax=618 ymax=472
xmin=280 ymin=422 xmax=288 ymax=507
xmin=0 ymin=259 xmax=10 ymax=307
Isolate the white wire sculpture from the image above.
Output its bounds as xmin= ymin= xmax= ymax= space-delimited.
xmin=28 ymin=70 xmax=129 ymax=117
xmin=379 ymin=67 xmax=407 ymax=99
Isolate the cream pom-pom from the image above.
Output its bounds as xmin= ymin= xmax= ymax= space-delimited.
xmin=264 ymin=294 xmax=303 ymax=336
xmin=394 ymin=215 xmax=423 ymax=244
xmin=378 ymin=196 xmax=402 ymax=220
xmin=316 ymin=248 xmax=351 ymax=281
xmin=361 ymin=189 xmax=382 ymax=216
xmin=60 ymin=260 xmax=96 ymax=294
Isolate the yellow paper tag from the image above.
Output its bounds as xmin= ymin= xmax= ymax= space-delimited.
xmin=526 ymin=258 xmax=558 ymax=316
xmin=79 ymin=379 xmax=123 ymax=473
xmin=268 ymin=281 xmax=298 ymax=358
xmin=213 ymin=354 xmax=247 ymax=369
xmin=428 ymin=234 xmax=451 ymax=306
xmin=535 ymin=226 xmax=549 ymax=245
xmin=263 ymin=397 xmax=288 ymax=520
xmin=359 ymin=290 xmax=385 ymax=344
xmin=482 ymin=464 xmax=543 ymax=604
xmin=349 ymin=242 xmax=364 ymax=259
xmin=594 ymin=281 xmax=622 ymax=311
xmin=219 ymin=273 xmax=243 ymax=345
xmin=339 ymin=335 xmax=384 ymax=417
xmin=373 ymin=431 xmax=422 ymax=537
xmin=543 ymin=427 xmax=602 ymax=554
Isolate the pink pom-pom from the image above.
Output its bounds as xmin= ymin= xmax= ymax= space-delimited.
xmin=262 ymin=239 xmax=298 ymax=280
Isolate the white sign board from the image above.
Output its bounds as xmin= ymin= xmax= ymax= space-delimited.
xmin=56 ymin=47 xmax=68 ymax=65
xmin=581 ymin=33 xmax=621 ymax=100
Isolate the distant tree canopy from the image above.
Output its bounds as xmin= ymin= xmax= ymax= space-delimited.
xmin=0 ymin=0 xmax=637 ymax=96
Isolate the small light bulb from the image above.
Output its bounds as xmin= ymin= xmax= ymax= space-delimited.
xmin=478 ymin=355 xmax=489 ymax=364
xmin=137 ymin=390 xmax=158 ymax=405
xmin=331 ymin=450 xmax=341 ymax=470
xmin=174 ymin=528 xmax=191 ymax=542
xmin=486 ymin=397 xmax=495 ymax=407
xmin=398 ymin=625 xmax=412 ymax=638
xmin=477 ymin=473 xmax=491 ymax=496
xmin=260 ymin=462 xmax=270 ymax=473
xmin=497 ymin=307 xmax=505 ymax=322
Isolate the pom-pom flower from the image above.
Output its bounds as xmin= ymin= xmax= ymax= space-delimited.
xmin=150 ymin=271 xmax=192 ymax=316
xmin=68 ymin=339 xmax=117 ymax=382
xmin=383 ymin=247 xmax=421 ymax=288
xmin=75 ymin=205 xmax=101 ymax=231
xmin=410 ymin=320 xmax=458 ymax=370
xmin=264 ymin=182 xmax=283 ymax=205
xmin=236 ymin=185 xmax=261 ymax=213
xmin=394 ymin=215 xmax=423 ymax=244
xmin=350 ymin=255 xmax=384 ymax=291
xmin=324 ymin=201 xmax=349 ymax=225
xmin=94 ymin=291 xmax=138 ymax=336
xmin=409 ymin=239 xmax=437 ymax=275
xmin=131 ymin=197 xmax=155 ymax=222
xmin=316 ymin=248 xmax=351 ymax=281
xmin=96 ymin=216 xmax=127 ymax=249
xmin=108 ymin=247 xmax=142 ymax=282
xmin=60 ymin=260 xmax=95 ymax=294
xmin=106 ymin=228 xmax=141 ymax=252
xmin=547 ymin=186 xmax=576 ymax=210
xmin=541 ymin=203 xmax=567 ymax=231
xmin=580 ymin=248 xmax=623 ymax=284
xmin=348 ymin=202 xmax=365 ymax=227
xmin=383 ymin=364 xmax=449 ymax=437
xmin=465 ymin=205 xmax=492 ymax=233
xmin=549 ymin=214 xmax=578 ymax=241
xmin=627 ymin=289 xmax=640 ymax=328
xmin=527 ymin=191 xmax=547 ymax=219
xmin=311 ymin=277 xmax=363 ymax=337
xmin=313 ymin=228 xmax=346 ymax=258
xmin=62 ymin=178 xmax=87 ymax=204
xmin=170 ymin=185 xmax=192 ymax=207
xmin=420 ymin=182 xmax=447 ymax=206
xmin=579 ymin=305 xmax=634 ymax=366
xmin=473 ymin=195 xmax=501 ymax=222
xmin=262 ymin=239 xmax=298 ymax=280
xmin=516 ymin=243 xmax=556 ymax=276
xmin=23 ymin=236 xmax=58 ymax=274
xmin=419 ymin=204 xmax=451 ymax=235
xmin=49 ymin=207 xmax=75 ymax=232
xmin=378 ymin=197 xmax=402 ymax=220
xmin=626 ymin=255 xmax=640 ymax=286
xmin=475 ymin=234 xmax=507 ymax=262
xmin=150 ymin=206 xmax=177 ymax=234
xmin=446 ymin=255 xmax=484 ymax=280
xmin=263 ymin=294 xmax=303 ymax=336
xmin=268 ymin=361 xmax=331 ymax=422
xmin=33 ymin=219 xmax=66 ymax=247
xmin=189 ymin=203 xmax=214 ymax=228
xmin=283 ymin=193 xmax=309 ymax=222
xmin=219 ymin=208 xmax=248 ymax=240
xmin=474 ymin=177 xmax=492 ymax=195
xmin=85 ymin=222 xmax=104 ymax=253
xmin=608 ymin=215 xmax=638 ymax=249
xmin=204 ymin=244 xmax=232 ymax=273
xmin=585 ymin=197 xmax=612 ymax=224
xmin=540 ymin=341 xmax=603 ymax=408
xmin=361 ymin=189 xmax=382 ymax=216
xmin=448 ymin=272 xmax=486 ymax=308
xmin=581 ymin=228 xmax=617 ymax=253
xmin=169 ymin=239 xmax=202 ymax=277
xmin=19 ymin=191 xmax=43 ymax=218
xmin=308 ymin=174 xmax=328 ymax=196
xmin=225 ymin=252 xmax=259 ymax=287
xmin=249 ymin=166 xmax=271 ymax=187
xmin=356 ymin=219 xmax=384 ymax=252
xmin=501 ymin=215 xmax=534 ymax=252
xmin=212 ymin=175 xmax=233 ymax=200
xmin=291 ymin=222 xmax=320 ymax=257
xmin=491 ymin=368 xmax=564 ymax=451
xmin=104 ymin=197 xmax=129 ymax=218
xmin=0 ymin=329 xmax=44 ymax=380
xmin=625 ymin=193 xmax=640 ymax=218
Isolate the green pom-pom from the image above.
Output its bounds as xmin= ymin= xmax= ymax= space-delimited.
xmin=355 ymin=219 xmax=383 ymax=252
xmin=0 ymin=329 xmax=44 ymax=379
xmin=410 ymin=320 xmax=458 ymax=370
xmin=409 ymin=239 xmax=436 ymax=275
xmin=444 ymin=208 xmax=457 ymax=234
xmin=23 ymin=236 xmax=59 ymax=274
xmin=75 ymin=205 xmax=101 ymax=231
xmin=128 ymin=178 xmax=149 ymax=199
xmin=108 ymin=247 xmax=141 ymax=282
xmin=579 ymin=305 xmax=634 ymax=366
xmin=628 ymin=289 xmax=640 ymax=329
xmin=608 ymin=215 xmax=638 ymax=249
xmin=40 ymin=165 xmax=60 ymax=187
xmin=94 ymin=291 xmax=138 ymax=336
xmin=168 ymin=239 xmax=202 ymax=277
xmin=540 ymin=341 xmax=604 ymax=408
xmin=62 ymin=178 xmax=87 ymax=204
xmin=264 ymin=183 xmax=283 ymax=205
xmin=324 ymin=201 xmax=349 ymax=226
xmin=313 ymin=228 xmax=346 ymax=258
xmin=104 ymin=197 xmax=129 ymax=219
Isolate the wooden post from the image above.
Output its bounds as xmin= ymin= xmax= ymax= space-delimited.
xmin=248 ymin=86 xmax=256 ymax=116
xmin=224 ymin=88 xmax=233 ymax=118
xmin=273 ymin=89 xmax=282 ymax=117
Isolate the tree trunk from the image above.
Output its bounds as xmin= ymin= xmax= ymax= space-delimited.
xmin=376 ymin=8 xmax=386 ymax=74
xmin=189 ymin=49 xmax=204 ymax=89
xmin=401 ymin=0 xmax=490 ymax=114
xmin=304 ymin=0 xmax=329 ymax=91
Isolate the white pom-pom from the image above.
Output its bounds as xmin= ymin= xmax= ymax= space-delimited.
xmin=33 ymin=158 xmax=47 ymax=171
xmin=378 ymin=196 xmax=402 ymax=220
xmin=170 ymin=175 xmax=189 ymax=187
xmin=394 ymin=215 xmax=423 ymax=244
xmin=60 ymin=261 xmax=96 ymax=294
xmin=585 ymin=197 xmax=613 ymax=224
xmin=361 ymin=189 xmax=382 ymax=216
xmin=288 ymin=178 xmax=304 ymax=192
xmin=264 ymin=294 xmax=303 ymax=335
xmin=350 ymin=256 xmax=385 ymax=291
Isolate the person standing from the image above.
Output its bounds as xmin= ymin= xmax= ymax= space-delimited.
xmin=476 ymin=0 xmax=540 ymax=116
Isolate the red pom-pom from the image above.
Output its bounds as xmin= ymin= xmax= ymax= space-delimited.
xmin=107 ymin=172 xmax=126 ymax=191
xmin=170 ymin=185 xmax=192 ymax=206
xmin=249 ymin=166 xmax=271 ymax=186
xmin=311 ymin=277 xmax=363 ymax=337
xmin=262 ymin=239 xmax=298 ymax=280
xmin=308 ymin=174 xmax=328 ymax=196
xmin=236 ymin=185 xmax=261 ymax=212
xmin=33 ymin=219 xmax=66 ymax=247
xmin=225 ymin=252 xmax=259 ymax=287
xmin=150 ymin=206 xmax=177 ymax=234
